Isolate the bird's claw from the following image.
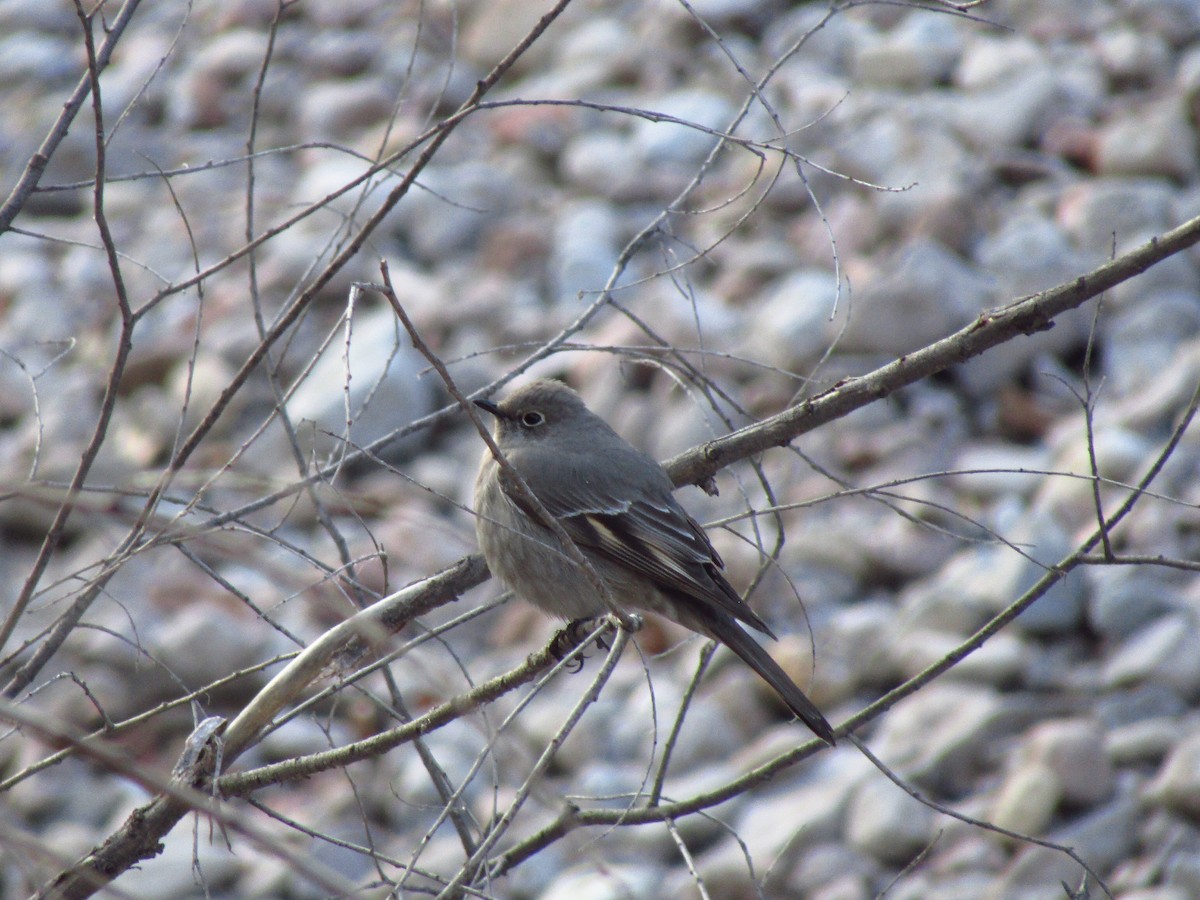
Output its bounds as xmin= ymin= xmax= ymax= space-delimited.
xmin=550 ymin=617 xmax=613 ymax=671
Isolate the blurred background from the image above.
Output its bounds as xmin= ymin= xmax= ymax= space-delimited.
xmin=1 ymin=0 xmax=1199 ymax=897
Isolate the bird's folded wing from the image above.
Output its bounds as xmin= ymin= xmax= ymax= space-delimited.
xmin=568 ymin=501 xmax=773 ymax=636
xmin=500 ymin=460 xmax=773 ymax=635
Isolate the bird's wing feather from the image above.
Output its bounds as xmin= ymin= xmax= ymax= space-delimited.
xmin=501 ymin=448 xmax=772 ymax=635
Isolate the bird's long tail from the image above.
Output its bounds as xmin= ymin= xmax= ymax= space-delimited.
xmin=704 ymin=612 xmax=836 ymax=746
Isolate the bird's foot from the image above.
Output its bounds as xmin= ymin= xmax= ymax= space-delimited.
xmin=551 ymin=617 xmax=612 ymax=671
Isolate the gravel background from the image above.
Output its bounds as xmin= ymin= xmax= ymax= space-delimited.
xmin=2 ymin=0 xmax=1200 ymax=898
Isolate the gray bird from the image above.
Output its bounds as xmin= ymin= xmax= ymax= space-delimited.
xmin=473 ymin=378 xmax=835 ymax=745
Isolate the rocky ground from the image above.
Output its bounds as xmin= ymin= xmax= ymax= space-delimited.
xmin=2 ymin=0 xmax=1200 ymax=898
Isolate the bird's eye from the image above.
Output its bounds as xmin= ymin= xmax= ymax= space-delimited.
xmin=520 ymin=411 xmax=545 ymax=428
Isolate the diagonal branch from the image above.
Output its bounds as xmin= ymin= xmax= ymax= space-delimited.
xmin=664 ymin=214 xmax=1200 ymax=487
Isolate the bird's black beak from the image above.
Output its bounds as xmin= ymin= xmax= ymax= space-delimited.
xmin=474 ymin=398 xmax=504 ymax=418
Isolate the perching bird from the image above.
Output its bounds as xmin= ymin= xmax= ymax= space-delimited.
xmin=473 ymin=378 xmax=834 ymax=745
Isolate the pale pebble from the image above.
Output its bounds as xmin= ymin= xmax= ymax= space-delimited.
xmin=1104 ymin=614 xmax=1200 ymax=698
xmin=845 ymin=778 xmax=937 ymax=865
xmin=1019 ymin=718 xmax=1115 ymax=808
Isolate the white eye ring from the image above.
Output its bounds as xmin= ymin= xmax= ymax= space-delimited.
xmin=520 ymin=411 xmax=545 ymax=427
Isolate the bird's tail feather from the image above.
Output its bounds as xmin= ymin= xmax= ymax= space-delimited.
xmin=705 ymin=614 xmax=836 ymax=746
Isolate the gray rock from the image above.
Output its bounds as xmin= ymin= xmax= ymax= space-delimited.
xmin=949 ymin=441 xmax=1054 ymax=502
xmin=890 ymin=626 xmax=1028 ymax=688
xmin=0 ymin=31 xmax=78 ymax=87
xmin=791 ymin=841 xmax=882 ymax=898
xmin=540 ymin=865 xmax=663 ymax=900
xmin=827 ymin=109 xmax=980 ymax=246
xmin=256 ymin=716 xmax=349 ymax=762
xmin=630 ymin=89 xmax=735 ymax=166
xmin=113 ymin=823 xmax=246 ymax=898
xmin=297 ymin=77 xmax=397 ymax=141
xmin=1107 ymin=716 xmax=1181 ymax=766
xmin=810 ymin=875 xmax=873 ymax=900
xmin=303 ymin=0 xmax=386 ymax=28
xmin=1048 ymin=787 xmax=1143 ymax=876
xmin=0 ymin=0 xmax=77 ymax=31
xmin=1118 ymin=889 xmax=1192 ymax=900
xmin=898 ymin=548 xmax=1002 ymax=637
xmin=871 ymin=682 xmax=1021 ymax=795
xmin=1086 ymin=566 xmax=1181 ymax=639
xmin=1097 ymin=97 xmax=1199 ymax=180
xmin=549 ymin=19 xmax=639 ymax=94
xmin=1165 ymin=846 xmax=1200 ymax=897
xmin=391 ymin=161 xmax=520 ymax=261
xmin=973 ymin=213 xmax=1095 ymax=297
xmin=1145 ymin=728 xmax=1200 ymax=817
xmin=1126 ymin=0 xmax=1200 ymax=46
xmin=831 ymin=238 xmax=997 ymax=356
xmin=1103 ymin=290 xmax=1200 ymax=395
xmin=301 ymin=28 xmax=383 ymax=78
xmin=1019 ymin=718 xmax=1115 ymax=808
xmin=989 ymin=762 xmax=1060 ymax=836
xmin=255 ymin=305 xmax=437 ymax=469
xmin=762 ymin=6 xmax=867 ymax=76
xmin=733 ymin=751 xmax=874 ymax=861
xmin=896 ymin=874 xmax=1003 ymax=900
xmin=7 ymin=756 xmax=145 ymax=832
xmin=1096 ymin=26 xmax=1172 ymax=87
xmin=955 ymin=35 xmax=1044 ymax=91
xmin=1104 ymin=614 xmax=1200 ymax=698
xmin=146 ymin=603 xmax=286 ymax=692
xmin=459 ymin=0 xmax=555 ymax=70
xmin=1057 ymin=177 xmax=1176 ymax=256
xmin=552 ymin=201 xmax=623 ymax=303
xmin=1032 ymin=424 xmax=1157 ymax=525
xmin=492 ymin=841 xmax=578 ymax=900
xmin=1106 ymin=339 xmax=1200 ymax=435
xmin=809 ymin=601 xmax=894 ymax=701
xmin=853 ymin=15 xmax=963 ymax=89
xmin=748 ymin=268 xmax=842 ymax=371
xmin=991 ymin=843 xmax=1092 ymax=900
xmin=396 ymin=724 xmax=489 ymax=810
xmin=167 ymin=28 xmax=274 ymax=129
xmin=939 ymin=63 xmax=1076 ymax=152
xmin=684 ymin=0 xmax=774 ymax=23
xmin=845 ymin=778 xmax=936 ymax=865
xmin=559 ymin=129 xmax=651 ymax=200
xmin=981 ymin=509 xmax=1087 ymax=636
xmin=1181 ymin=42 xmax=1200 ymax=113
xmin=1095 ymin=683 xmax=1187 ymax=729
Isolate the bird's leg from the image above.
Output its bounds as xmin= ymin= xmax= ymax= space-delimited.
xmin=612 ymin=612 xmax=642 ymax=635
